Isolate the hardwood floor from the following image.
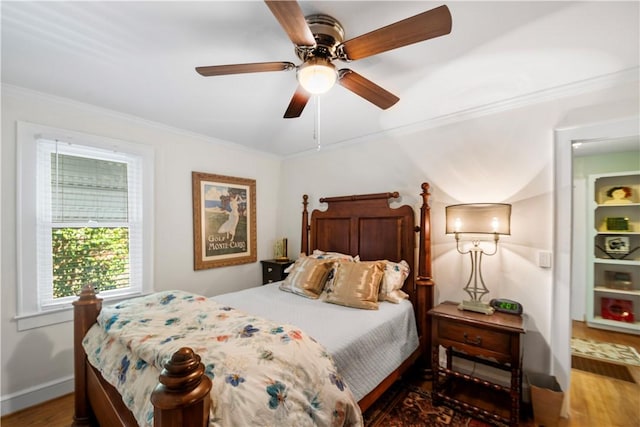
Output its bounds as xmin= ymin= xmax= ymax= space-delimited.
xmin=0 ymin=393 xmax=74 ymax=427
xmin=2 ymin=321 xmax=639 ymax=427
xmin=563 ymin=320 xmax=640 ymax=427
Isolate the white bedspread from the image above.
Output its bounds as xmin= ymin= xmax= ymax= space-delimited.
xmin=213 ymin=283 xmax=419 ymax=401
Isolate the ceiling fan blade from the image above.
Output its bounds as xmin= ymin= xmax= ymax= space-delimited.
xmin=338 ymin=5 xmax=452 ymax=61
xmin=284 ymin=85 xmax=311 ymax=118
xmin=338 ymin=69 xmax=399 ymax=110
xmin=265 ymin=0 xmax=316 ymax=47
xmin=196 ymin=62 xmax=295 ymax=77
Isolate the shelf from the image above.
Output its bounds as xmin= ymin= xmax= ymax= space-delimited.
xmin=588 ymin=316 xmax=640 ymax=333
xmin=434 ymin=375 xmax=512 ymax=426
xmin=587 ymin=171 xmax=640 ymax=335
xmin=594 ymin=286 xmax=640 ymax=296
xmin=594 ymin=258 xmax=640 ymax=265
xmin=595 ymin=231 xmax=640 ymax=235
xmin=596 ymin=202 xmax=640 ymax=207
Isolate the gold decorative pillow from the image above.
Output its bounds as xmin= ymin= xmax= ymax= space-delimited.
xmin=279 ymin=256 xmax=333 ymax=299
xmin=310 ymin=250 xmax=360 ymax=295
xmin=325 ymin=261 xmax=385 ymax=310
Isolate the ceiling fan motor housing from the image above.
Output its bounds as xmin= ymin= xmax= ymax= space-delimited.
xmin=296 ymin=14 xmax=345 ymax=61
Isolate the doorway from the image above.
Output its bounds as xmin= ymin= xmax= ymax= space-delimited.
xmin=553 ymin=116 xmax=639 ymax=395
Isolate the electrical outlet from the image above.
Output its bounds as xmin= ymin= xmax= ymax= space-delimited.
xmin=538 ymin=251 xmax=552 ymax=268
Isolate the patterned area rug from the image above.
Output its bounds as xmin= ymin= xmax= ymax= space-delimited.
xmin=571 ymin=337 xmax=640 ymax=366
xmin=363 ymin=382 xmax=491 ymax=427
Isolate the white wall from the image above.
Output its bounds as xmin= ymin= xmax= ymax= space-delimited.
xmin=278 ymin=79 xmax=640 ymax=385
xmin=0 ymin=86 xmax=282 ymax=413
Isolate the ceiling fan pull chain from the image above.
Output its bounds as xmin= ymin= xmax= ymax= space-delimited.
xmin=315 ymin=95 xmax=321 ymax=151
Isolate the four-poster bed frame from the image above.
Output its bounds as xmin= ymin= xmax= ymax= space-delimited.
xmin=72 ymin=183 xmax=434 ymax=426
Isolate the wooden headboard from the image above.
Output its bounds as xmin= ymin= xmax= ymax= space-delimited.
xmin=300 ymin=183 xmax=434 ymax=367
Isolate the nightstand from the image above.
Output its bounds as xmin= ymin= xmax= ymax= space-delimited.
xmin=260 ymin=259 xmax=294 ymax=284
xmin=429 ymin=301 xmax=525 ymax=427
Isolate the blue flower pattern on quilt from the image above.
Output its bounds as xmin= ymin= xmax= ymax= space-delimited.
xmin=330 ymin=372 xmax=346 ymax=391
xmin=240 ymin=324 xmax=259 ymax=338
xmin=117 ymin=356 xmax=130 ymax=385
xmin=82 ymin=290 xmax=363 ymax=427
xmin=225 ymin=373 xmax=245 ymax=387
xmin=266 ymin=381 xmax=288 ymax=410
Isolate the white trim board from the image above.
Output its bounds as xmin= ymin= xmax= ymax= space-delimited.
xmin=0 ymin=375 xmax=73 ymax=416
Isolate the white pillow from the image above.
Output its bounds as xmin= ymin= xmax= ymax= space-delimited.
xmin=379 ymin=260 xmax=410 ymax=303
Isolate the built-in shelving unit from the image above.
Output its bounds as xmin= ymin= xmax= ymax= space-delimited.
xmin=586 ymin=171 xmax=640 ymax=334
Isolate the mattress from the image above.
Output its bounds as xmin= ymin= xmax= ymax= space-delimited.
xmin=213 ymin=283 xmax=419 ymax=401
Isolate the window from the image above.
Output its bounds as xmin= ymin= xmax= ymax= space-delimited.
xmin=17 ymin=122 xmax=154 ymax=330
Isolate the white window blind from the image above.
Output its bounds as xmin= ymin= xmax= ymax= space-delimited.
xmin=36 ymin=139 xmax=145 ymax=309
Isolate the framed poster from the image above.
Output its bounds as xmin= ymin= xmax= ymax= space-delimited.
xmin=192 ymin=172 xmax=256 ymax=270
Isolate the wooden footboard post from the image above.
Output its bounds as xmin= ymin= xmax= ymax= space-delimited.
xmin=301 ymin=194 xmax=310 ymax=255
xmin=416 ymin=183 xmax=435 ymax=372
xmin=72 ymin=285 xmax=102 ymax=426
xmin=151 ymin=348 xmax=212 ymax=427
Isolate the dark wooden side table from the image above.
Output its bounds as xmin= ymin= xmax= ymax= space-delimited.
xmin=260 ymin=259 xmax=294 ymax=284
xmin=429 ymin=301 xmax=525 ymax=427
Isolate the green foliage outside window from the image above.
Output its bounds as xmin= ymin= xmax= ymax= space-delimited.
xmin=52 ymin=227 xmax=130 ymax=298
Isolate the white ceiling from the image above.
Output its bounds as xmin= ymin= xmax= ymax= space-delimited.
xmin=2 ymin=1 xmax=638 ymax=156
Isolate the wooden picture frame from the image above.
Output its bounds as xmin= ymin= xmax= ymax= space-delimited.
xmin=192 ymin=172 xmax=256 ymax=270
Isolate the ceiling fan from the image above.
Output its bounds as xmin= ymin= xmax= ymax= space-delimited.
xmin=196 ymin=1 xmax=452 ymax=118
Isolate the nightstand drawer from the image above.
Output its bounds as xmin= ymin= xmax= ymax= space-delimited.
xmin=438 ymin=320 xmax=511 ymax=355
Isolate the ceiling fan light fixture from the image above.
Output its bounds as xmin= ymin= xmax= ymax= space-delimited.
xmin=297 ymin=58 xmax=337 ymax=94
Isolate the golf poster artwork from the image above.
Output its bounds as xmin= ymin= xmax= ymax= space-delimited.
xmin=192 ymin=172 xmax=256 ymax=270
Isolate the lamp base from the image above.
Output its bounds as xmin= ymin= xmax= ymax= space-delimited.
xmin=458 ymin=300 xmax=495 ymax=315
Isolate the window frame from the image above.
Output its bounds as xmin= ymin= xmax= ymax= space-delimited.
xmin=16 ymin=121 xmax=154 ymax=330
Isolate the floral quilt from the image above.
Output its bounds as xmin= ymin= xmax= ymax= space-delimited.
xmin=83 ymin=290 xmax=363 ymax=427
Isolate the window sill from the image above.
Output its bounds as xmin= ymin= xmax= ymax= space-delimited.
xmin=15 ymin=291 xmax=151 ymax=331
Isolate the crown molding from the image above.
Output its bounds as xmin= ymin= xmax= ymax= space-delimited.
xmin=1 ymin=83 xmax=280 ymax=159
xmin=287 ymin=67 xmax=640 ymax=158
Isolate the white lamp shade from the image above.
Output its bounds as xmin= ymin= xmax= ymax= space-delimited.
xmin=445 ymin=203 xmax=511 ymax=235
xmin=297 ymin=58 xmax=337 ymax=94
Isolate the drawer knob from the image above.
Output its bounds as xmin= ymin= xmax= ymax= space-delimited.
xmin=463 ymin=332 xmax=482 ymax=346
xmin=267 ymin=267 xmax=273 ymax=272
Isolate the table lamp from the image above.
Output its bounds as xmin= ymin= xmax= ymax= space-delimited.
xmin=445 ymin=203 xmax=511 ymax=314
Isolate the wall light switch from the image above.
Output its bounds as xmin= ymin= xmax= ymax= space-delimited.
xmin=538 ymin=251 xmax=552 ymax=268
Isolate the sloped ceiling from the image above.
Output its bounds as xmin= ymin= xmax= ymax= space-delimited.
xmin=2 ymin=1 xmax=638 ymax=156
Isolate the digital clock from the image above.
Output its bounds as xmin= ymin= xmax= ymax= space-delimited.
xmin=489 ymin=298 xmax=523 ymax=315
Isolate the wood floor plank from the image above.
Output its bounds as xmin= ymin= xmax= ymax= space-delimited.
xmin=0 ymin=393 xmax=74 ymax=427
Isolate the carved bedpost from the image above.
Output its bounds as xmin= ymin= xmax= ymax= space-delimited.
xmin=151 ymin=348 xmax=212 ymax=427
xmin=301 ymin=194 xmax=310 ymax=255
xmin=416 ymin=182 xmax=435 ymax=372
xmin=72 ymin=285 xmax=102 ymax=426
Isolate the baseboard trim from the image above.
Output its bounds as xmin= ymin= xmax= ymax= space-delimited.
xmin=0 ymin=375 xmax=73 ymax=417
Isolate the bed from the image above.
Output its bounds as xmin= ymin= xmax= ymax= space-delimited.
xmin=72 ymin=183 xmax=435 ymax=426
